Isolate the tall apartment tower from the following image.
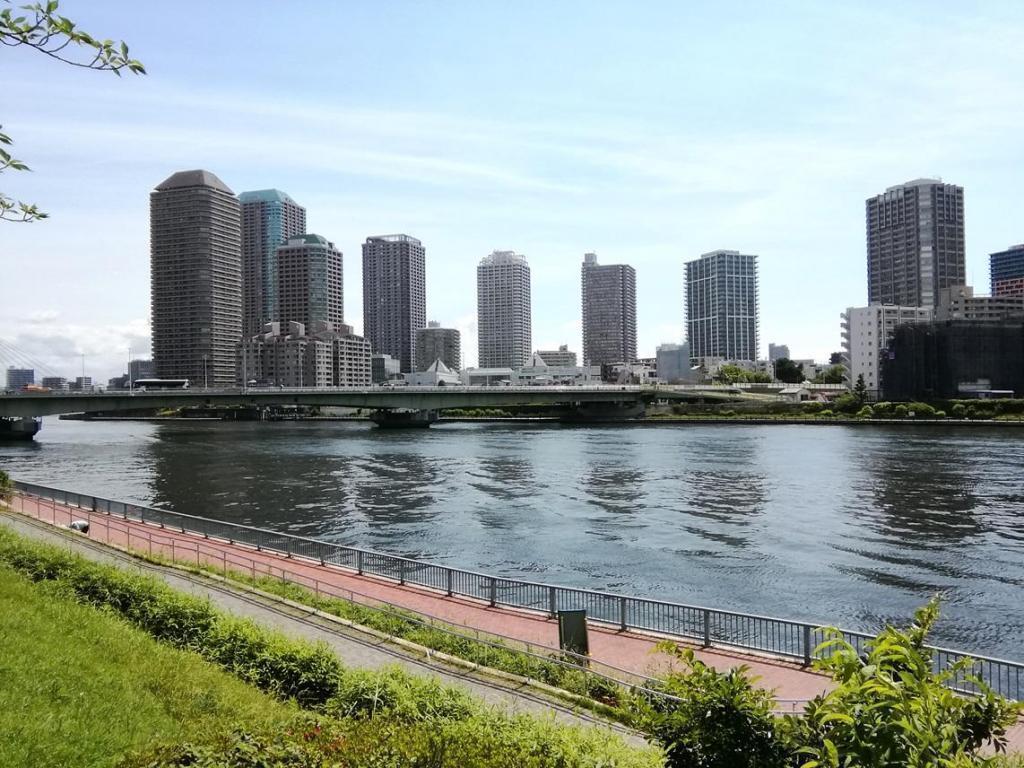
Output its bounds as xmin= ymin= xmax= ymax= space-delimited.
xmin=416 ymin=321 xmax=461 ymax=371
xmin=580 ymin=252 xmax=637 ymax=365
xmin=477 ymin=251 xmax=532 ymax=368
xmin=685 ymin=250 xmax=759 ymax=363
xmin=361 ymin=234 xmax=426 ymax=372
xmin=151 ymin=170 xmax=241 ymax=386
xmin=866 ymin=178 xmax=965 ymax=307
xmin=990 ymin=244 xmax=1024 ymax=298
xmin=277 ymin=234 xmax=344 ymax=331
xmin=238 ymin=189 xmax=306 ymax=337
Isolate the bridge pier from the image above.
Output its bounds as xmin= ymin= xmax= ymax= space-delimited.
xmin=0 ymin=416 xmax=41 ymax=441
xmin=368 ymin=409 xmax=439 ymax=428
xmin=560 ymin=402 xmax=646 ymax=423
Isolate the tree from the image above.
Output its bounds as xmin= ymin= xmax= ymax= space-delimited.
xmin=0 ymin=468 xmax=11 ymax=504
xmin=829 ymin=351 xmax=843 ymax=365
xmin=773 ymin=357 xmax=804 ymax=384
xmin=853 ymin=373 xmax=868 ymax=405
xmin=1 ymin=0 xmax=145 ymax=221
xmin=713 ymin=364 xmax=747 ymax=385
xmin=812 ymin=364 xmax=846 ymax=385
xmin=790 ymin=599 xmax=1021 ymax=766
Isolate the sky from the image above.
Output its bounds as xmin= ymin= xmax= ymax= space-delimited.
xmin=2 ymin=0 xmax=1023 ymax=382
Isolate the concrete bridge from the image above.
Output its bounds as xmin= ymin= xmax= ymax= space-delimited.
xmin=0 ymin=384 xmax=749 ymax=424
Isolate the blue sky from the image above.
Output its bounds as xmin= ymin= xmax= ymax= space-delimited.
xmin=2 ymin=0 xmax=1023 ymax=380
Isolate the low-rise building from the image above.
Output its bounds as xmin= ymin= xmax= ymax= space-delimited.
xmin=460 ymin=367 xmax=514 ymax=386
xmin=841 ymin=305 xmax=933 ymax=396
xmin=656 ymin=343 xmax=695 ymax=383
xmin=70 ymin=376 xmax=94 ymax=392
xmin=404 ymin=359 xmax=462 ymax=386
xmin=40 ymin=376 xmax=67 ymax=391
xmin=5 ymin=368 xmax=34 ymax=389
xmin=238 ymin=321 xmax=370 ymax=388
xmin=371 ymin=353 xmax=402 ymax=384
xmin=935 ymin=285 xmax=1024 ymax=323
xmin=536 ymin=345 xmax=577 ymax=367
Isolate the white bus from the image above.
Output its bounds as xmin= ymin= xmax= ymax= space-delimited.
xmin=133 ymin=378 xmax=190 ymax=392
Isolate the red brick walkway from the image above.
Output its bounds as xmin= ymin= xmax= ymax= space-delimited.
xmin=8 ymin=491 xmax=1023 ymax=750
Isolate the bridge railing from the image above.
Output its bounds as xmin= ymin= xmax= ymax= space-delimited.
xmin=11 ymin=478 xmax=1024 ymax=701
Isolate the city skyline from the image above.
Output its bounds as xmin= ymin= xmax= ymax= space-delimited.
xmin=3 ymin=1 xmax=1024 ymax=381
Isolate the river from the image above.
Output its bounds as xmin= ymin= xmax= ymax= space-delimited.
xmin=2 ymin=418 xmax=1023 ymax=659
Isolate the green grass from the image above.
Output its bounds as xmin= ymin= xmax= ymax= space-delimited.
xmin=0 ymin=564 xmax=297 ymax=768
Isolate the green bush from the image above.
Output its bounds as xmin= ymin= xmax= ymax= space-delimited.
xmin=802 ymin=402 xmax=825 ymax=415
xmin=935 ymin=410 xmax=946 ymax=419
xmin=872 ymin=401 xmax=894 ymax=419
xmin=894 ymin=404 xmax=908 ymax=418
xmin=819 ymin=409 xmax=834 ymax=418
xmin=788 ymin=599 xmax=1021 ymax=766
xmin=907 ymin=402 xmax=936 ymax=419
xmin=855 ymin=405 xmax=873 ymax=419
xmin=638 ymin=645 xmax=789 ymax=768
xmin=831 ymin=393 xmax=860 ymax=414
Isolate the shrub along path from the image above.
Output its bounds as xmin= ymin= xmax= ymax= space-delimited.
xmin=0 ymin=512 xmax=640 ymax=742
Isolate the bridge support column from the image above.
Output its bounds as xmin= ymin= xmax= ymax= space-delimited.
xmin=560 ymin=402 xmax=645 ymax=423
xmin=368 ymin=409 xmax=439 ymax=428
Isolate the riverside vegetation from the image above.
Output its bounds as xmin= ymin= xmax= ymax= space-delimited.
xmin=655 ymin=396 xmax=1024 ymax=422
xmin=0 ymin=511 xmax=1020 ymax=767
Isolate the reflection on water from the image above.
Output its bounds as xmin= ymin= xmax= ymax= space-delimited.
xmin=2 ymin=418 xmax=1024 ymax=659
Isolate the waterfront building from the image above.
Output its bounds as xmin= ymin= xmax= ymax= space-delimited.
xmin=40 ymin=376 xmax=67 ymax=391
xmin=415 ymin=321 xmax=461 ymax=372
xmin=70 ymin=376 xmax=94 ymax=392
xmin=404 ymin=358 xmax=461 ymax=386
xmin=884 ymin=320 xmax=1024 ymax=400
xmin=935 ymin=285 xmax=1024 ymax=323
xmin=656 ymin=342 xmax=694 ymax=383
xmin=108 ymin=375 xmax=129 ymax=390
xmin=362 ymin=234 xmax=426 ymax=373
xmin=129 ymin=359 xmax=155 ymax=384
xmin=277 ymin=234 xmax=344 ymax=331
xmin=866 ymin=178 xmax=965 ymax=307
xmin=841 ymin=304 xmax=933 ymax=395
xmin=238 ymin=189 xmax=306 ymax=337
xmin=990 ymin=244 xmax=1024 ymax=298
xmin=151 ymin=169 xmax=242 ymax=387
xmin=477 ymin=250 xmax=532 ymax=368
xmin=237 ymin=321 xmax=370 ymax=388
xmin=371 ymin=353 xmax=401 ymax=384
xmin=536 ymin=345 xmax=577 ymax=367
xmin=581 ymin=252 xmax=637 ymax=365
xmin=685 ymin=250 xmax=759 ymax=363
xmin=768 ymin=343 xmax=790 ymax=362
xmin=5 ymin=367 xmax=33 ymax=389
xmin=459 ymin=367 xmax=514 ymax=386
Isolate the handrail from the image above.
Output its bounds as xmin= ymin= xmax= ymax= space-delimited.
xmin=11 ymin=477 xmax=1024 ymax=701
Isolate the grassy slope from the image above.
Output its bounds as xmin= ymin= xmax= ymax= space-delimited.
xmin=0 ymin=565 xmax=296 ymax=768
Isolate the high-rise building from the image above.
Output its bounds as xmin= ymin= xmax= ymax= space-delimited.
xmin=685 ymin=250 xmax=759 ymax=363
xmin=581 ymin=252 xmax=637 ymax=365
xmin=362 ymin=235 xmax=426 ymax=373
xmin=477 ymin=250 xmax=532 ymax=368
xmin=5 ymin=368 xmax=33 ymax=389
xmin=129 ymin=359 xmax=155 ymax=383
xmin=151 ymin=170 xmax=242 ymax=387
xmin=768 ymin=343 xmax=790 ymax=362
xmin=415 ymin=321 xmax=461 ymax=371
xmin=866 ymin=178 xmax=965 ymax=307
xmin=841 ymin=304 xmax=933 ymax=394
xmin=239 ymin=189 xmax=306 ymax=337
xmin=990 ymin=244 xmax=1024 ymax=298
xmin=536 ymin=345 xmax=577 ymax=367
xmin=277 ymin=234 xmax=344 ymax=331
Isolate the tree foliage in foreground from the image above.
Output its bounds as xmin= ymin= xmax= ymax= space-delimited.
xmin=1 ymin=0 xmax=145 ymax=221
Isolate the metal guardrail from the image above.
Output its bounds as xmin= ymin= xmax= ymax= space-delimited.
xmin=11 ymin=478 xmax=1024 ymax=701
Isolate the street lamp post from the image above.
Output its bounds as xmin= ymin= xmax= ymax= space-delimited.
xmin=128 ymin=347 xmax=133 ymax=393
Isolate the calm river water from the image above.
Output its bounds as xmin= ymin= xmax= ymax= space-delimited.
xmin=2 ymin=418 xmax=1023 ymax=659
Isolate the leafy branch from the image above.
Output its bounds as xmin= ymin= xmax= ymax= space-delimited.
xmin=1 ymin=0 xmax=145 ymax=221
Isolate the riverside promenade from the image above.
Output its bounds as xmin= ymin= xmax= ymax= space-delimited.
xmin=8 ymin=488 xmax=1024 ymax=752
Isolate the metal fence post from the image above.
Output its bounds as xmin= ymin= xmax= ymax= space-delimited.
xmin=356 ymin=550 xmax=363 ymax=575
xmin=399 ymin=559 xmax=405 ymax=585
xmin=446 ymin=568 xmax=453 ymax=596
xmin=703 ymin=608 xmax=711 ymax=647
xmin=619 ymin=596 xmax=628 ymax=631
xmin=286 ymin=538 xmax=292 ymax=558
xmin=549 ymin=586 xmax=557 ymax=617
xmin=803 ymin=624 xmax=812 ymax=666
xmin=489 ymin=577 xmax=497 ymax=607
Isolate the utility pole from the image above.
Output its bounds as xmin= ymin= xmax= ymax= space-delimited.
xmin=128 ymin=347 xmax=133 ymax=393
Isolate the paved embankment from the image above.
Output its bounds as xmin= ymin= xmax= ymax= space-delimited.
xmin=0 ymin=512 xmax=642 ymax=742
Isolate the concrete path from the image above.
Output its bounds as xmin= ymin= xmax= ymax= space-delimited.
xmin=0 ymin=512 xmax=642 ymax=744
xmin=7 ymin=492 xmax=1023 ymax=751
